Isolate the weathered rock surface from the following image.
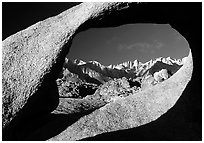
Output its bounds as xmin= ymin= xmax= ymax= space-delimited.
xmin=49 ymin=50 xmax=193 ymax=140
xmin=2 ymin=2 xmax=199 ymax=141
xmin=2 ymin=2 xmax=135 ymax=130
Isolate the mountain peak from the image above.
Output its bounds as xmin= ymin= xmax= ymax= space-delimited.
xmin=62 ymin=56 xmax=184 ymax=85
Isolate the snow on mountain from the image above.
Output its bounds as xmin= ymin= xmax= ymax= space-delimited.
xmin=61 ymin=57 xmax=184 ymax=85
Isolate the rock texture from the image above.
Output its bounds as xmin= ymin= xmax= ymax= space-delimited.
xmin=2 ymin=2 xmax=198 ymax=141
xmin=49 ymin=50 xmax=193 ymax=141
xmin=2 ymin=2 xmax=136 ymax=130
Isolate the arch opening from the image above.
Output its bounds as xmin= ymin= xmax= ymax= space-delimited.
xmin=3 ymin=2 xmax=198 ymax=141
xmin=57 ymin=23 xmax=190 ymax=100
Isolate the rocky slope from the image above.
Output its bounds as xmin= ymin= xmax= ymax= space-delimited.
xmin=49 ymin=50 xmax=192 ymax=141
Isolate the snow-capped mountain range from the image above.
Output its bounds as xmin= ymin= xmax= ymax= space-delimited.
xmin=60 ymin=57 xmax=185 ymax=84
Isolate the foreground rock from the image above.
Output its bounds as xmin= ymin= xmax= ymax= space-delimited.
xmin=2 ymin=2 xmax=197 ymax=141
xmin=49 ymin=50 xmax=193 ymax=140
xmin=2 ymin=2 xmax=135 ymax=130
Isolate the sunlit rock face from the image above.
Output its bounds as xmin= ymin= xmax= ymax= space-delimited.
xmin=2 ymin=2 xmax=134 ymax=131
xmin=50 ymin=50 xmax=192 ymax=141
xmin=50 ymin=53 xmax=191 ymax=140
xmin=2 ymin=2 xmax=197 ymax=141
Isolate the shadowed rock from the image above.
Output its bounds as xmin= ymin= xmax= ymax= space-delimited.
xmin=2 ymin=2 xmax=200 ymax=141
xmin=2 ymin=2 xmax=136 ymax=130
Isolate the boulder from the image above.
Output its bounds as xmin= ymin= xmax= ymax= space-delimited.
xmin=153 ymin=69 xmax=169 ymax=82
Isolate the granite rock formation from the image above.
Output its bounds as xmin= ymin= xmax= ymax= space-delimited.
xmin=2 ymin=2 xmax=135 ymax=130
xmin=49 ymin=50 xmax=193 ymax=140
xmin=47 ymin=53 xmax=191 ymax=140
xmin=2 ymin=2 xmax=198 ymax=141
xmin=153 ymin=69 xmax=169 ymax=82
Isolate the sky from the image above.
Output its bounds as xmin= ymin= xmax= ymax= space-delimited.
xmin=68 ymin=24 xmax=189 ymax=65
xmin=3 ymin=3 xmax=189 ymax=66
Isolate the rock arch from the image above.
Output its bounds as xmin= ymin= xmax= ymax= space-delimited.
xmin=2 ymin=2 xmax=201 ymax=140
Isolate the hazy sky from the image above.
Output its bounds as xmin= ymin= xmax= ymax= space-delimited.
xmin=68 ymin=24 xmax=189 ymax=65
